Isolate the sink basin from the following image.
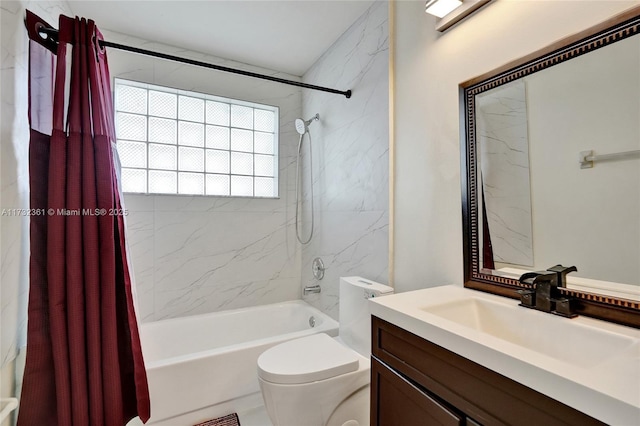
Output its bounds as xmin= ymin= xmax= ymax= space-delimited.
xmin=369 ymin=285 xmax=640 ymax=425
xmin=421 ymin=297 xmax=639 ymax=369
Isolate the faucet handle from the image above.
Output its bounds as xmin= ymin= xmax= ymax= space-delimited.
xmin=546 ymin=264 xmax=577 ymax=288
xmin=551 ymin=297 xmax=578 ymax=318
xmin=517 ymin=289 xmax=536 ymax=308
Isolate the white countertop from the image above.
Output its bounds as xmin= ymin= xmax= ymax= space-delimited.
xmin=370 ymin=285 xmax=640 ymax=425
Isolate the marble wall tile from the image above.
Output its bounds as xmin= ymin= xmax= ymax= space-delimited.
xmin=477 ymin=81 xmax=534 ymax=267
xmin=125 ymin=211 xmax=155 ymax=322
xmin=153 ymin=211 xmax=298 ymax=292
xmin=301 ymin=2 xmax=389 ymax=214
xmin=300 ymin=1 xmax=390 ymax=320
xmin=154 ymin=277 xmax=299 ymax=321
xmin=301 ymin=210 xmax=389 ymax=319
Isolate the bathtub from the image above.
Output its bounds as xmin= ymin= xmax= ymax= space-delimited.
xmin=139 ymin=300 xmax=338 ymax=424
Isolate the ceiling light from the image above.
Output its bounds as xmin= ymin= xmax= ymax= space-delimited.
xmin=425 ymin=0 xmax=463 ymax=18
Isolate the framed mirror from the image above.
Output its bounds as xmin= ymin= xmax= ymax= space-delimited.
xmin=460 ymin=6 xmax=640 ymax=328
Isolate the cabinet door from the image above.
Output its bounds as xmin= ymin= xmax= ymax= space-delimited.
xmin=372 ymin=316 xmax=606 ymax=426
xmin=371 ymin=357 xmax=463 ymax=426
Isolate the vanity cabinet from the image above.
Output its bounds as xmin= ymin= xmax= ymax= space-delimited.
xmin=370 ymin=317 xmax=605 ymax=426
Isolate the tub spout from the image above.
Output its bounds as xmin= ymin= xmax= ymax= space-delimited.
xmin=303 ymin=285 xmax=321 ymax=295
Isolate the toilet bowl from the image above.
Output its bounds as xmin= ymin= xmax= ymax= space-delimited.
xmin=257 ymin=277 xmax=393 ymax=426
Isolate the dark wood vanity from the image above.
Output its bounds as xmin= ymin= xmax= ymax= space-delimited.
xmin=370 ymin=317 xmax=605 ymax=426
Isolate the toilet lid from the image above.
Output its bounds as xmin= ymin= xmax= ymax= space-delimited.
xmin=257 ymin=333 xmax=359 ymax=385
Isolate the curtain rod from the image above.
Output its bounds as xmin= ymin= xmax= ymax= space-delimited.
xmin=35 ymin=26 xmax=352 ymax=99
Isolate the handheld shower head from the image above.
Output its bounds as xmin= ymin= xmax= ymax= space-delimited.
xmin=295 ymin=118 xmax=307 ymax=135
xmin=294 ymin=113 xmax=320 ymax=135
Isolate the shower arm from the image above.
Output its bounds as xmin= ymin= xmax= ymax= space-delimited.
xmin=305 ymin=114 xmax=320 ymax=125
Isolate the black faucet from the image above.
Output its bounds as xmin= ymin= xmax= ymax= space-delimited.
xmin=517 ymin=265 xmax=578 ymax=318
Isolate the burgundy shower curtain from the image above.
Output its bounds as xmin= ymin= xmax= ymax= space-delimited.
xmin=19 ymin=11 xmax=150 ymax=425
xmin=481 ymin=183 xmax=495 ymax=270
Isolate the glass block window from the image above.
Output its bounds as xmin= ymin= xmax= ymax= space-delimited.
xmin=115 ymin=78 xmax=279 ymax=197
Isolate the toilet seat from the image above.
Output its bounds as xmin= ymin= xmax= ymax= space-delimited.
xmin=257 ymin=333 xmax=359 ymax=385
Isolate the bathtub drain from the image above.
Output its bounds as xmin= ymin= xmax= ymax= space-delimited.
xmin=309 ymin=316 xmax=316 ymax=328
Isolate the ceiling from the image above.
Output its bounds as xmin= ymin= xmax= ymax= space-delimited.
xmin=69 ymin=0 xmax=376 ymax=76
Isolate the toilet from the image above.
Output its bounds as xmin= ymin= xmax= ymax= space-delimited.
xmin=257 ymin=276 xmax=393 ymax=426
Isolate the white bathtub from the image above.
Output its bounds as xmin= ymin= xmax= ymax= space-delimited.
xmin=140 ymin=300 xmax=338 ymax=424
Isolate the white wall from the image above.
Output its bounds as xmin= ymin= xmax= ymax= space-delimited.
xmin=300 ymin=1 xmax=389 ymax=319
xmin=1 ymin=1 xmax=73 ymax=423
xmin=393 ymin=0 xmax=639 ymax=292
xmin=101 ymin=30 xmax=303 ymax=321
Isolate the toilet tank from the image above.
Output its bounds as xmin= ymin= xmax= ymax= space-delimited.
xmin=339 ymin=277 xmax=394 ymax=356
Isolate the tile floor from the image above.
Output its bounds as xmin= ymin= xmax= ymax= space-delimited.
xmin=237 ymin=405 xmax=272 ymax=426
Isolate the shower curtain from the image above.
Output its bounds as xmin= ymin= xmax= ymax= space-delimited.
xmin=19 ymin=11 xmax=150 ymax=425
xmin=481 ymin=182 xmax=495 ymax=270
